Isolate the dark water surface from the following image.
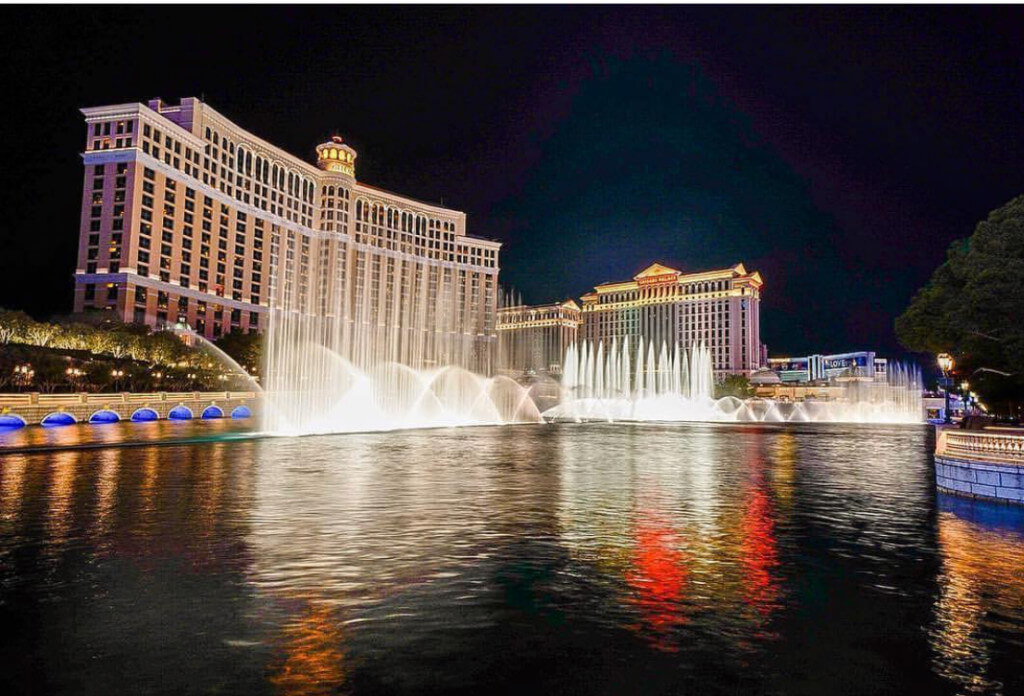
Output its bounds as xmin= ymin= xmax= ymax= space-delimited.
xmin=2 ymin=422 xmax=1024 ymax=695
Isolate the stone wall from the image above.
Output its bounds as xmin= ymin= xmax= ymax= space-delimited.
xmin=935 ymin=455 xmax=1024 ymax=504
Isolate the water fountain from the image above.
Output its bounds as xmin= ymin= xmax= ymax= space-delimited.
xmin=170 ymin=322 xmax=263 ymax=393
xmin=261 ymin=280 xmax=542 ymax=435
xmin=262 ymin=335 xmax=542 ymax=435
xmin=261 ymin=239 xmax=918 ymax=433
xmin=543 ymin=338 xmax=923 ymax=424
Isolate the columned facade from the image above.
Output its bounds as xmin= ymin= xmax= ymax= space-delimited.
xmin=580 ymin=262 xmax=763 ymax=375
xmin=496 ymin=300 xmax=582 ymax=376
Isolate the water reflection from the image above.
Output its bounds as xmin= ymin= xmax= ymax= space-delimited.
xmin=930 ymin=495 xmax=1024 ymax=695
xmin=0 ymin=423 xmax=1022 ymax=695
xmin=269 ymin=601 xmax=349 ymax=696
xmin=739 ymin=482 xmax=780 ymax=622
xmin=626 ymin=507 xmax=690 ymax=651
xmin=0 ymin=417 xmax=255 ymax=452
xmin=44 ymin=451 xmax=80 ymax=559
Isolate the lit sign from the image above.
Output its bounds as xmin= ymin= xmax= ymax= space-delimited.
xmin=824 ymin=356 xmax=868 ymax=369
xmin=636 ymin=274 xmax=679 ymax=287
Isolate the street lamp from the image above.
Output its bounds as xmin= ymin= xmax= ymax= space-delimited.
xmin=937 ymin=353 xmax=955 ymax=423
xmin=13 ymin=364 xmax=35 ymax=389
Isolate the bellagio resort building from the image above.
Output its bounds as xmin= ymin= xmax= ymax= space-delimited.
xmin=73 ymin=97 xmax=501 ymax=371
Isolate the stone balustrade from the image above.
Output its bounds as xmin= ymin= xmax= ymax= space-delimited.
xmin=935 ymin=427 xmax=1024 ymax=504
xmin=0 ymin=391 xmax=259 ymax=427
xmin=938 ymin=429 xmax=1024 ymax=464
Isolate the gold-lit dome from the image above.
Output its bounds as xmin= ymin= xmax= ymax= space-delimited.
xmin=315 ymin=135 xmax=357 ymax=177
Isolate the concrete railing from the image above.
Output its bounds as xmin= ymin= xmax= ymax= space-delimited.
xmin=935 ymin=427 xmax=1024 ymax=504
xmin=0 ymin=391 xmax=256 ymax=406
xmin=937 ymin=429 xmax=1024 ymax=465
xmin=0 ymin=391 xmax=260 ymax=427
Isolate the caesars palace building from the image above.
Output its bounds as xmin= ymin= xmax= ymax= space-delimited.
xmin=73 ymin=97 xmax=500 ymax=371
xmin=498 ymin=262 xmax=764 ymax=376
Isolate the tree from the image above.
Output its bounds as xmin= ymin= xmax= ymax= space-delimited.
xmin=0 ymin=309 xmax=33 ymax=344
xmin=145 ymin=331 xmax=189 ymax=366
xmin=23 ymin=321 xmax=58 ymax=347
xmin=716 ymin=374 xmax=753 ymax=400
xmin=896 ymin=193 xmax=1024 ymax=409
xmin=214 ymin=330 xmax=262 ymax=375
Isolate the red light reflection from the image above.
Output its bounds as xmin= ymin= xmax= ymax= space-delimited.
xmin=626 ymin=514 xmax=690 ymax=651
xmin=740 ymin=485 xmax=779 ymax=618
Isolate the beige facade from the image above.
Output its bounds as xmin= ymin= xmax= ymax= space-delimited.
xmin=496 ymin=300 xmax=581 ymax=376
xmin=580 ymin=262 xmax=763 ymax=375
xmin=73 ymin=97 xmax=499 ymax=370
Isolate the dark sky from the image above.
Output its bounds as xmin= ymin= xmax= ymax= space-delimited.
xmin=2 ymin=5 xmax=1023 ymax=357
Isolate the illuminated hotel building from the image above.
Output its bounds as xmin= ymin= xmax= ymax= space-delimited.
xmin=767 ymin=351 xmax=888 ymax=383
xmin=72 ymin=97 xmax=500 ymax=369
xmin=496 ymin=300 xmax=582 ymax=376
xmin=580 ymin=262 xmax=763 ymax=374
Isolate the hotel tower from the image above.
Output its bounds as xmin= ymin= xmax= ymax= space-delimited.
xmin=580 ymin=262 xmax=763 ymax=375
xmin=496 ymin=299 xmax=582 ymax=376
xmin=73 ymin=97 xmax=500 ymax=372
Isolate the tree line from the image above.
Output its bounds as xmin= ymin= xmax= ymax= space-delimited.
xmin=896 ymin=193 xmax=1024 ymax=416
xmin=0 ymin=310 xmax=261 ymax=393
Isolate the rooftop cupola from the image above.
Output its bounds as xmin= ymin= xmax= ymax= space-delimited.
xmin=315 ymin=135 xmax=357 ymax=178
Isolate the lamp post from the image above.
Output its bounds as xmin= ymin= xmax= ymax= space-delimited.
xmin=937 ymin=353 xmax=954 ymax=424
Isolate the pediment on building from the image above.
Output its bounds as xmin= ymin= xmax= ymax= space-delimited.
xmin=634 ymin=262 xmax=681 ymax=280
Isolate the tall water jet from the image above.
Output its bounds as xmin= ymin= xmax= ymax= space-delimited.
xmin=543 ymin=340 xmax=922 ymax=424
xmin=261 ymin=209 xmax=542 ymax=435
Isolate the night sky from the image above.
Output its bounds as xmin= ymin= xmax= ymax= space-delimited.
xmin=2 ymin=6 xmax=1023 ymax=358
